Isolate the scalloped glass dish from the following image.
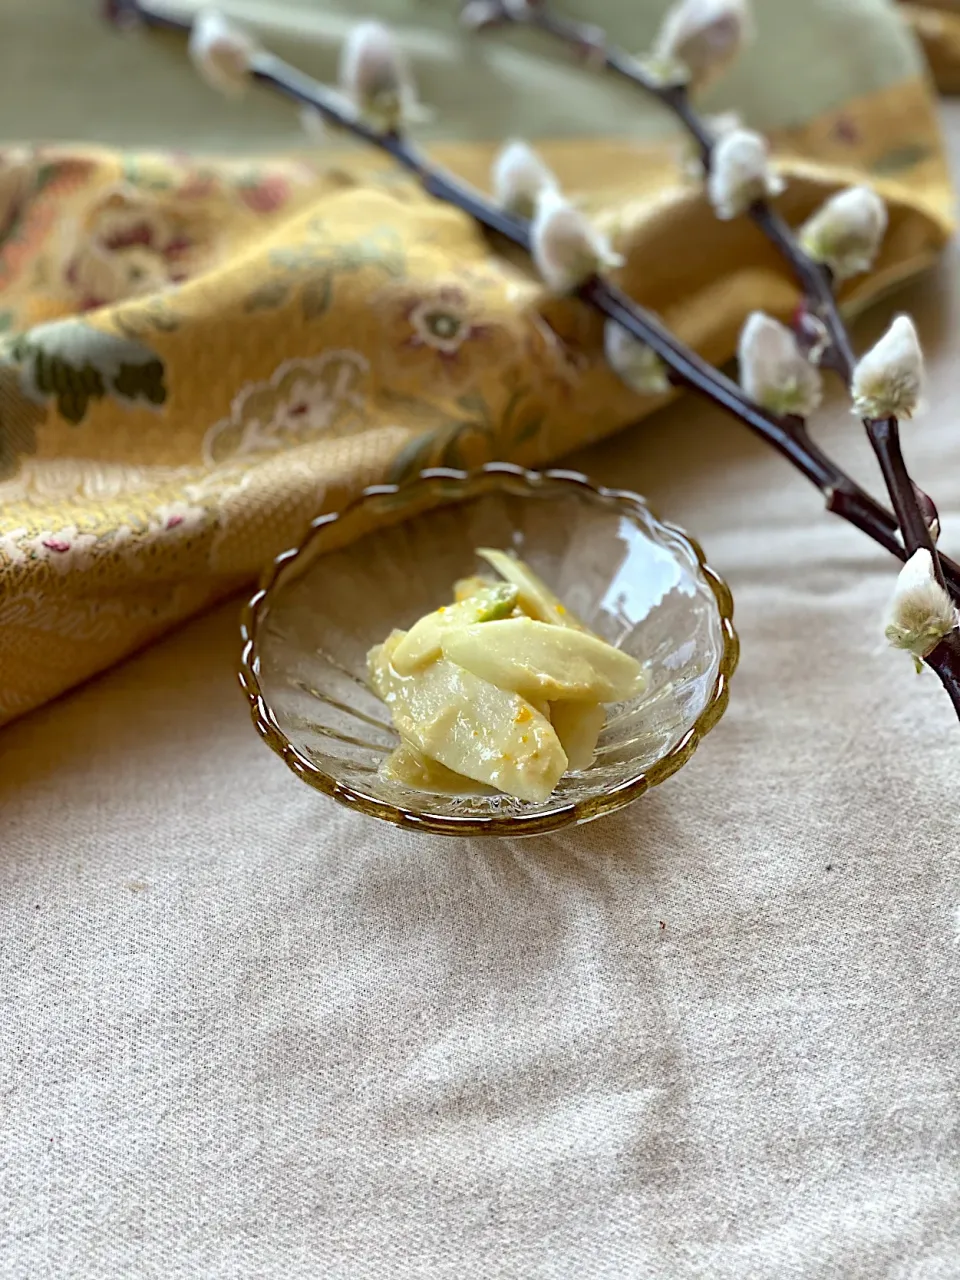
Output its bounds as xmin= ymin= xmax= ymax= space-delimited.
xmin=239 ymin=463 xmax=738 ymax=837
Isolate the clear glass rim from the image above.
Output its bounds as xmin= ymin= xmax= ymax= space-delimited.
xmin=238 ymin=462 xmax=740 ymax=838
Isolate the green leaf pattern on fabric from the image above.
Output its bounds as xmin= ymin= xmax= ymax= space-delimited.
xmin=10 ymin=319 xmax=167 ymax=425
xmin=386 ymin=382 xmax=548 ymax=485
xmin=252 ymin=220 xmax=407 ymax=317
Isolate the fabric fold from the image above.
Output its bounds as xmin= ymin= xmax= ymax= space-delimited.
xmin=0 ymin=0 xmax=954 ymax=726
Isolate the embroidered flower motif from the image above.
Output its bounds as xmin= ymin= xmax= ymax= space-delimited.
xmin=203 ymin=350 xmax=370 ymax=464
xmin=62 ymin=184 xmax=213 ymax=309
xmin=406 ymin=287 xmax=491 ymax=357
xmin=236 ymin=173 xmax=293 ymax=214
xmin=0 ymin=526 xmax=29 ymax=566
xmin=377 ymin=281 xmax=512 ymax=387
xmin=147 ymin=500 xmax=207 ymax=536
xmin=0 ymin=524 xmax=99 ymax=573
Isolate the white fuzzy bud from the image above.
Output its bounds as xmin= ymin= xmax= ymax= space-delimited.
xmin=707 ymin=128 xmax=784 ymax=220
xmin=884 ymin=549 xmax=957 ymax=663
xmin=604 ymin=321 xmax=670 ymax=395
xmin=681 ymin=111 xmax=741 ymax=179
xmin=530 ymin=190 xmax=625 ymax=294
xmin=738 ymin=312 xmax=822 ymax=417
xmin=799 ymin=186 xmax=888 ymax=281
xmin=340 ymin=20 xmax=420 ymax=132
xmin=492 ymin=141 xmax=559 ymax=218
xmin=851 ymin=315 xmax=924 ymax=420
xmin=651 ymin=0 xmax=753 ymax=90
xmin=188 ymin=9 xmax=255 ymax=97
xmin=460 ymin=0 xmax=504 ymax=28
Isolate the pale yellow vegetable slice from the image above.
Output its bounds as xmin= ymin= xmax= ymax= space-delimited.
xmin=391 ymin=584 xmax=518 ymax=675
xmin=453 ymin=574 xmax=496 ymax=604
xmin=549 ymin=701 xmax=605 ymax=772
xmin=368 ymin=629 xmax=406 ymax=698
xmin=477 ymin=547 xmax=586 ymax=630
xmin=441 ymin=617 xmax=645 ymax=704
xmin=375 ymin=653 xmax=568 ymax=804
xmin=381 ymin=743 xmax=494 ymax=796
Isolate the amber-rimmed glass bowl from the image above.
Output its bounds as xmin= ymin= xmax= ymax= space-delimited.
xmin=239 ymin=463 xmax=738 ymax=837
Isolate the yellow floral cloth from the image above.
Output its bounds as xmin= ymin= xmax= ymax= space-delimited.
xmin=0 ymin=29 xmax=955 ymax=725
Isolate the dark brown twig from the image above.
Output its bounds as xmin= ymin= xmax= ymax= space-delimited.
xmin=101 ymin=2 xmax=942 ymax=567
xmin=489 ymin=3 xmax=859 ymax=376
xmin=103 ymin=0 xmax=960 ymax=710
xmin=479 ymin=0 xmax=960 ymax=702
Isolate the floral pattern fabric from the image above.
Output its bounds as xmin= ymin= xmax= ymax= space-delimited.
xmin=0 ymin=75 xmax=954 ymax=726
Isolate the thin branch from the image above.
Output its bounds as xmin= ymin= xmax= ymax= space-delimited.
xmin=928 ymin=632 xmax=960 ymax=719
xmin=495 ymin=2 xmax=859 ymax=378
xmin=488 ymin=5 xmax=948 ymax=531
xmin=866 ymin=416 xmax=944 ymax=578
xmin=747 ymin=202 xmax=856 ymax=381
xmin=106 ymin=0 xmax=928 ymax=567
xmin=481 ymin=0 xmax=960 ymax=687
xmin=103 ymin=0 xmax=960 ymax=710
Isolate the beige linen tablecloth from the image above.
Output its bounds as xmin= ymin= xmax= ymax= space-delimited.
xmin=4 ymin=254 xmax=960 ymax=1273
xmin=3 ymin=80 xmax=960 ymax=1280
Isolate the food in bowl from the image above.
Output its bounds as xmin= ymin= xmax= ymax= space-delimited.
xmin=367 ymin=548 xmax=646 ymax=803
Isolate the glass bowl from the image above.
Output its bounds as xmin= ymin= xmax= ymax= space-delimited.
xmin=239 ymin=463 xmax=738 ymax=837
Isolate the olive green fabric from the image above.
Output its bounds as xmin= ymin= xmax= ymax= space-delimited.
xmin=0 ymin=0 xmax=930 ymax=149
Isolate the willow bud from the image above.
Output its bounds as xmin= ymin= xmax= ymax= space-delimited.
xmin=531 ymin=191 xmax=625 ymax=294
xmin=885 ymin=549 xmax=957 ymax=665
xmin=851 ymin=315 xmax=924 ymax=420
xmin=707 ymin=128 xmax=784 ymax=220
xmin=188 ymin=10 xmax=255 ymax=97
xmin=492 ymin=141 xmax=559 ymax=219
xmin=651 ymin=0 xmax=753 ymax=90
xmin=799 ymin=186 xmax=887 ymax=281
xmin=340 ymin=21 xmax=420 ymax=132
xmin=604 ymin=321 xmax=670 ymax=395
xmin=738 ymin=312 xmax=822 ymax=417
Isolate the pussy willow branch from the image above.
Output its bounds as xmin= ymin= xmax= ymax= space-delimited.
xmin=483 ymin=7 xmax=953 ymax=576
xmin=103 ymin=2 xmax=950 ymax=575
xmin=497 ymin=6 xmax=859 ymax=373
xmin=481 ymin=0 xmax=960 ymax=705
xmin=103 ymin=0 xmax=960 ymax=713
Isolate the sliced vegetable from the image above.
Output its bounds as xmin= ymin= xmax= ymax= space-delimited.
xmin=368 ymin=628 xmax=406 ymax=698
xmin=367 ymin=549 xmax=643 ymax=803
xmin=391 ymin=583 xmax=518 ymax=675
xmin=381 ymin=743 xmax=495 ymax=795
xmin=441 ymin=617 xmax=645 ymax=704
xmin=373 ymin=648 xmax=568 ymax=803
xmin=550 ymin=701 xmax=606 ymax=772
xmin=477 ymin=547 xmax=587 ymax=630
xmin=453 ymin=574 xmax=496 ymax=603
